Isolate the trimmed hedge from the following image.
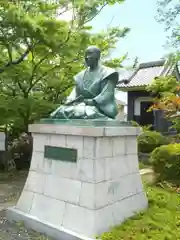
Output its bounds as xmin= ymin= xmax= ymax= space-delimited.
xmin=137 ymin=131 xmax=168 ymax=153
xmin=149 ymin=143 xmax=180 ymax=182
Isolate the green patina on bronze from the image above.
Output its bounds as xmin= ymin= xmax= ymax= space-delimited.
xmin=49 ymin=46 xmax=128 ymax=120
xmin=39 ymin=118 xmax=132 ymax=127
xmin=44 ymin=145 xmax=77 ymax=162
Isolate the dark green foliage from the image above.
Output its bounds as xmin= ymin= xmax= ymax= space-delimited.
xmin=137 ymin=131 xmax=168 ymax=153
xmin=150 ymin=143 xmax=180 ymax=183
xmin=1 ymin=133 xmax=33 ymax=171
xmin=171 ymin=118 xmax=180 ymax=133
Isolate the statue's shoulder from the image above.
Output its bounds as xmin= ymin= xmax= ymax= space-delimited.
xmin=101 ymin=65 xmax=118 ymax=79
xmin=74 ymin=69 xmax=86 ymax=82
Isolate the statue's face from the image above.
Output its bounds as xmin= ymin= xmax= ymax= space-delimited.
xmin=85 ymin=48 xmax=100 ymax=67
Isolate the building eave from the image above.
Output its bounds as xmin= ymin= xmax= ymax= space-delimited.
xmin=117 ymin=85 xmax=147 ymax=92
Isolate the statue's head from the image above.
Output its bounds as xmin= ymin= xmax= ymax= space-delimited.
xmin=85 ymin=46 xmax=101 ymax=68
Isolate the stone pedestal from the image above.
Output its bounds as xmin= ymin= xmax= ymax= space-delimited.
xmin=0 ymin=132 xmax=5 ymax=151
xmin=6 ymin=121 xmax=148 ymax=240
xmin=0 ymin=132 xmax=6 ymax=169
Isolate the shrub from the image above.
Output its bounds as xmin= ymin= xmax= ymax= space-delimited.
xmin=138 ymin=131 xmax=168 ymax=153
xmin=150 ymin=143 xmax=180 ymax=183
xmin=9 ymin=133 xmax=33 ymax=170
xmin=170 ymin=133 xmax=180 ymax=143
xmin=130 ymin=121 xmax=152 ymax=132
xmin=171 ymin=117 xmax=180 ymax=133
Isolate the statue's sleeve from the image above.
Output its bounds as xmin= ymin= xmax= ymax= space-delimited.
xmin=65 ymin=87 xmax=77 ymax=104
xmin=93 ymin=72 xmax=118 ymax=118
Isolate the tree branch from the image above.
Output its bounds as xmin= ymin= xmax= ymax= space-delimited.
xmin=0 ymin=81 xmax=17 ymax=96
xmin=83 ymin=3 xmax=108 ymax=25
xmin=28 ymin=9 xmax=75 ymax=86
xmin=17 ymin=79 xmax=26 ymax=94
xmin=28 ymin=44 xmax=82 ymax=94
xmin=28 ymin=64 xmax=61 ymax=92
xmin=58 ymin=0 xmax=75 ymax=47
xmin=27 ymin=51 xmax=51 ymax=91
xmin=0 ymin=28 xmax=13 ymax=62
xmin=57 ymin=6 xmax=72 ymax=17
xmin=0 ymin=45 xmax=33 ymax=74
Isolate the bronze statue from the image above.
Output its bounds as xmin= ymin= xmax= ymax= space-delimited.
xmin=50 ymin=46 xmax=121 ymax=119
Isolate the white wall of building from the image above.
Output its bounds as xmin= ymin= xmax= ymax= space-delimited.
xmin=134 ymin=97 xmax=153 ymax=116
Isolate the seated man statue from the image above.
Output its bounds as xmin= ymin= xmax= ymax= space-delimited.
xmin=50 ymin=46 xmax=122 ymax=119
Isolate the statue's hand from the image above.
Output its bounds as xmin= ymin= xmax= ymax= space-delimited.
xmin=84 ymin=99 xmax=94 ymax=106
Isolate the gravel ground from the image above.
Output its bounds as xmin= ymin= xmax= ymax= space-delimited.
xmin=0 ymin=171 xmax=54 ymax=240
xmin=0 ymin=210 xmax=53 ymax=240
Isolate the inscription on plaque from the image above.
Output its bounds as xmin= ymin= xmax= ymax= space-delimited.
xmin=44 ymin=145 xmax=77 ymax=162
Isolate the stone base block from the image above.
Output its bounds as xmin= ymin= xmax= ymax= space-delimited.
xmin=6 ymin=207 xmax=94 ymax=240
xmin=6 ymin=122 xmax=148 ymax=239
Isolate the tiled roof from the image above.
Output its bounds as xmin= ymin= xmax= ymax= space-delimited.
xmin=118 ymin=68 xmax=134 ymax=82
xmin=117 ymin=60 xmax=174 ymax=89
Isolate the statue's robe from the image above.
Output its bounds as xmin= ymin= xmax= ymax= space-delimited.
xmin=50 ymin=65 xmax=119 ymax=119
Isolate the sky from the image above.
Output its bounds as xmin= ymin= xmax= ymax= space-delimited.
xmin=90 ymin=0 xmax=169 ymax=64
